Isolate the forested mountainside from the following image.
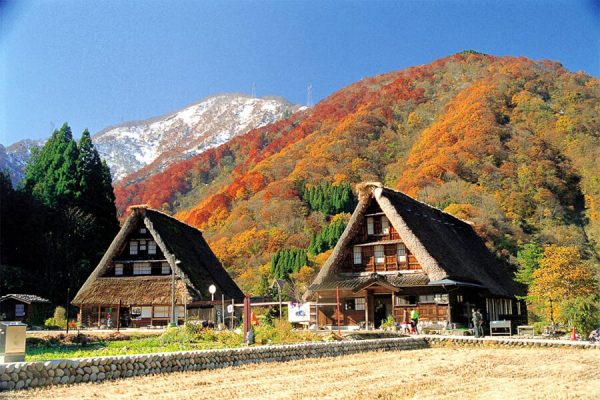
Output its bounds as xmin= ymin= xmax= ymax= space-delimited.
xmin=115 ymin=52 xmax=600 ymax=292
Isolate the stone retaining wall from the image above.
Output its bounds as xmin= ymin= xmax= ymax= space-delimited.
xmin=0 ymin=337 xmax=427 ymax=391
xmin=2 ymin=336 xmax=598 ymax=392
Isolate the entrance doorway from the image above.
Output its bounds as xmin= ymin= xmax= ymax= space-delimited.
xmin=373 ymin=295 xmax=393 ymax=328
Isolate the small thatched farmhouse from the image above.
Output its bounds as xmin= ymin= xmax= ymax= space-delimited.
xmin=72 ymin=206 xmax=244 ymax=328
xmin=306 ymin=182 xmax=526 ymax=330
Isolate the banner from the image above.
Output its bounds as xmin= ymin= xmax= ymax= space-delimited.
xmin=288 ymin=302 xmax=311 ymax=323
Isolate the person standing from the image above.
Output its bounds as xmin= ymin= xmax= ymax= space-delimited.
xmin=472 ymin=308 xmax=483 ymax=337
xmin=410 ymin=308 xmax=420 ymax=334
xmin=472 ymin=309 xmax=480 ymax=337
xmin=475 ymin=309 xmax=484 ymax=337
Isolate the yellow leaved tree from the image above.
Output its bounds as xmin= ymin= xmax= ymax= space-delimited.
xmin=528 ymin=245 xmax=597 ymax=325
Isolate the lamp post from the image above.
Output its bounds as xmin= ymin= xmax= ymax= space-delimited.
xmin=171 ymin=260 xmax=181 ymax=327
xmin=209 ymin=284 xmax=217 ymax=325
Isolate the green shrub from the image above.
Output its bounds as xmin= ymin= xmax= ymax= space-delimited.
xmin=562 ymin=295 xmax=600 ymax=337
xmin=380 ymin=315 xmax=396 ymax=329
xmin=44 ymin=306 xmax=67 ymax=329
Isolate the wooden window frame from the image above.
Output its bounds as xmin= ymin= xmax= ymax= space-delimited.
xmin=129 ymin=240 xmax=138 ymax=255
xmin=133 ymin=262 xmax=151 ymax=275
xmin=353 ymin=246 xmax=362 ymax=265
xmin=114 ymin=263 xmax=123 ymax=276
xmin=374 ymin=245 xmax=385 ymax=265
xmin=15 ymin=304 xmax=25 ymax=317
xmin=366 ymin=217 xmax=374 ymax=235
xmin=148 ymin=240 xmax=157 ymax=255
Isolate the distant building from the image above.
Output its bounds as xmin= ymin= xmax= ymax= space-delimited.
xmin=305 ymin=182 xmax=526 ymax=330
xmin=0 ymin=294 xmax=51 ymax=325
xmin=72 ymin=205 xmax=244 ymax=328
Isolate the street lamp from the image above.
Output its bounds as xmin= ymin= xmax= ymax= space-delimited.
xmin=209 ymin=284 xmax=217 ymax=324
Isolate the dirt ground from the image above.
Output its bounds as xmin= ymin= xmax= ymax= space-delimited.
xmin=5 ymin=346 xmax=599 ymax=400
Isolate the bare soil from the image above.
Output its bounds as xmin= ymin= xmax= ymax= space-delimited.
xmin=6 ymin=346 xmax=599 ymax=399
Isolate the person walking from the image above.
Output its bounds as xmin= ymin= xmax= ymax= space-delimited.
xmin=410 ymin=308 xmax=420 ymax=334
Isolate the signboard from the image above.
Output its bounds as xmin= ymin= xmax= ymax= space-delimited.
xmin=288 ymin=302 xmax=311 ymax=323
xmin=227 ymin=304 xmax=234 ymax=314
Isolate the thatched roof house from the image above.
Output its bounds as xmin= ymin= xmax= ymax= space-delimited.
xmin=73 ymin=206 xmax=243 ymax=327
xmin=306 ymin=182 xmax=526 ymax=330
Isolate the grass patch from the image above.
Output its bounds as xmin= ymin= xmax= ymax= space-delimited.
xmin=26 ymin=323 xmax=322 ymax=361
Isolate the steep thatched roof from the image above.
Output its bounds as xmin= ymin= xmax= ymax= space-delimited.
xmin=309 ymin=183 xmax=524 ymax=298
xmin=73 ymin=206 xmax=244 ymax=305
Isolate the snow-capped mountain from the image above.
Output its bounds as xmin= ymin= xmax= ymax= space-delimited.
xmin=94 ymin=94 xmax=301 ymax=181
xmin=0 ymin=139 xmax=44 ymax=186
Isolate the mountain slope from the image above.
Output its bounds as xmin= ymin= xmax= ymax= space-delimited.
xmin=94 ymin=94 xmax=300 ymax=181
xmin=0 ymin=140 xmax=44 ymax=185
xmin=113 ymin=53 xmax=600 ymax=291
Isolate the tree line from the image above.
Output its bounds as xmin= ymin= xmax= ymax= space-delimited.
xmin=0 ymin=123 xmax=119 ymax=314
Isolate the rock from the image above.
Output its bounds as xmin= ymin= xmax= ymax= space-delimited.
xmin=89 ymin=373 xmax=97 ymax=382
xmin=15 ymin=380 xmax=24 ymax=390
xmin=60 ymin=376 xmax=69 ymax=384
xmin=55 ymin=369 xmax=64 ymax=377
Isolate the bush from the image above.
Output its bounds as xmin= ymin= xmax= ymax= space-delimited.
xmin=380 ymin=315 xmax=396 ymax=329
xmin=562 ymin=295 xmax=600 ymax=337
xmin=44 ymin=306 xmax=67 ymax=329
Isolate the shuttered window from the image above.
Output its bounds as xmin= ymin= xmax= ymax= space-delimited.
xmin=133 ymin=262 xmax=151 ymax=275
xmin=355 ymin=298 xmax=366 ymax=311
xmin=139 ymin=239 xmax=147 ymax=251
xmin=367 ymin=217 xmax=374 ymax=235
xmin=153 ymin=306 xmax=169 ymax=318
xmin=397 ymin=243 xmax=407 ymax=263
xmin=148 ymin=240 xmax=157 ymax=255
xmin=374 ymin=245 xmax=385 ymax=264
xmin=161 ymin=262 xmax=171 ymax=274
xmin=129 ymin=241 xmax=138 ymax=255
xmin=114 ymin=264 xmax=123 ymax=276
xmin=382 ymin=217 xmax=389 ymax=234
xmin=353 ymin=246 xmax=362 ymax=265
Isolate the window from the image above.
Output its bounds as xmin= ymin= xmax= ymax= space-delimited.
xmin=344 ymin=299 xmax=355 ymax=310
xmin=397 ymin=243 xmax=407 ymax=263
xmin=161 ymin=262 xmax=171 ymax=274
xmin=174 ymin=306 xmax=185 ymax=319
xmin=133 ymin=262 xmax=151 ymax=275
xmin=419 ymin=294 xmax=449 ymax=303
xmin=15 ymin=304 xmax=25 ymax=317
xmin=355 ymin=297 xmax=366 ymax=311
xmin=353 ymin=246 xmax=362 ymax=265
xmin=367 ymin=217 xmax=374 ymax=235
xmin=382 ymin=217 xmax=389 ymax=234
xmin=457 ymin=294 xmax=464 ymax=303
xmin=148 ymin=240 xmax=157 ymax=255
xmin=131 ymin=306 xmax=142 ymax=319
xmin=154 ymin=306 xmax=169 ymax=318
xmin=395 ymin=295 xmax=417 ymax=306
xmin=140 ymin=228 xmax=147 ymax=234
xmin=374 ymin=245 xmax=385 ymax=264
xmin=516 ymin=301 xmax=521 ymax=316
xmin=139 ymin=240 xmax=147 ymax=251
xmin=114 ymin=263 xmax=123 ymax=276
xmin=129 ymin=240 xmax=138 ymax=255
xmin=141 ymin=307 xmax=152 ymax=318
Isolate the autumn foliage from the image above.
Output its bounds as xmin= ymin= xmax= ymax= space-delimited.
xmin=113 ymin=52 xmax=600 ymax=295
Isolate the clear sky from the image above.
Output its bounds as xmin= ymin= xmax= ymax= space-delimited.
xmin=1 ymin=0 xmax=599 ymax=145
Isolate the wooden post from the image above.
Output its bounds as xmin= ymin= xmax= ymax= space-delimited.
xmin=116 ymin=300 xmax=121 ymax=332
xmin=97 ymin=305 xmax=101 ymax=328
xmin=336 ymin=286 xmax=341 ymax=336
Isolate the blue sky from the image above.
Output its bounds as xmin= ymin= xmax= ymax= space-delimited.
xmin=1 ymin=0 xmax=599 ymax=145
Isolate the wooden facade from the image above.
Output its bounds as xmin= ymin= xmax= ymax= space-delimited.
xmin=307 ymin=183 xmax=527 ymax=330
xmin=72 ymin=206 xmax=244 ymax=328
xmin=0 ymin=294 xmax=51 ymax=326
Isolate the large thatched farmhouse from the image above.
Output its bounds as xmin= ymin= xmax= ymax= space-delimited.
xmin=72 ymin=206 xmax=244 ymax=328
xmin=306 ymin=182 xmax=526 ymax=330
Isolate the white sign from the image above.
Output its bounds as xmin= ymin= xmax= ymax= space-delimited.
xmin=227 ymin=304 xmax=234 ymax=314
xmin=288 ymin=302 xmax=311 ymax=323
